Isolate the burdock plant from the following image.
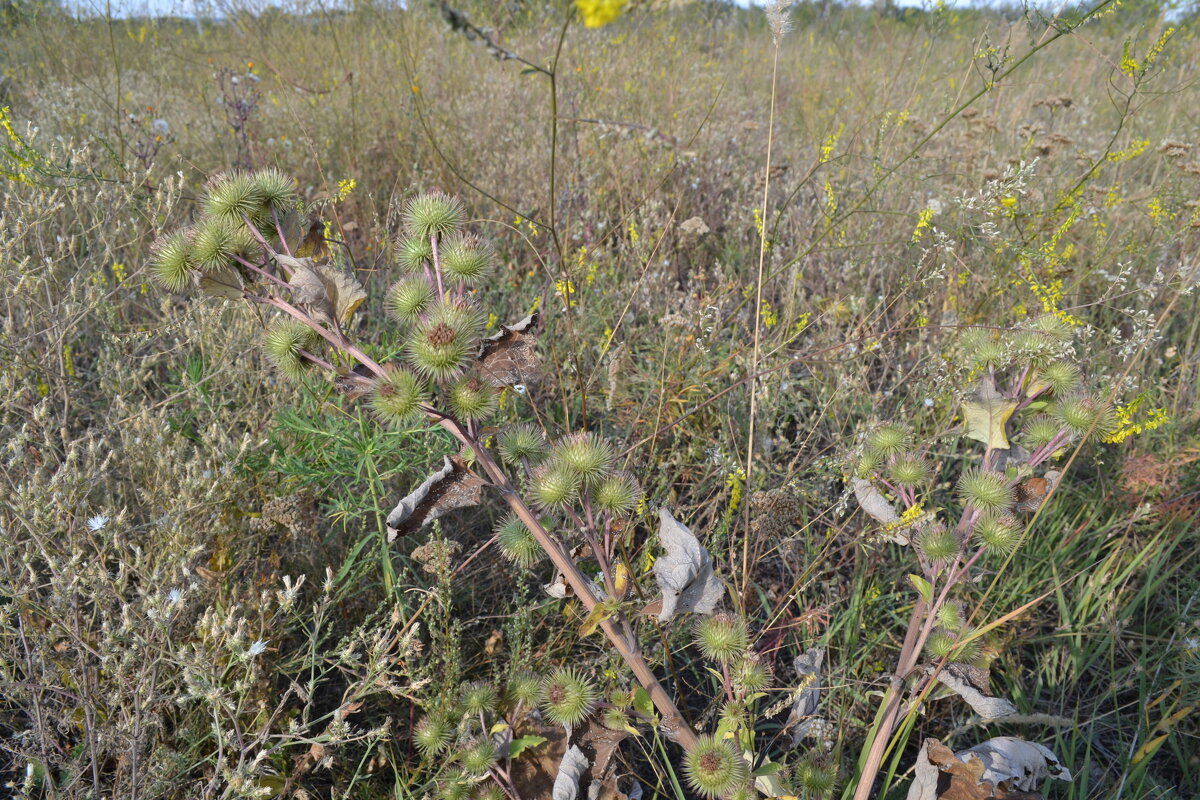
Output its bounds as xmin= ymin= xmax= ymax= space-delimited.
xmin=146 ymin=179 xmax=760 ymax=790
xmin=848 ymin=317 xmax=1124 ymax=799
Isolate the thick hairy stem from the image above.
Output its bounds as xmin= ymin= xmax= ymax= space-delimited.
xmin=438 ymin=418 xmax=699 ymax=751
xmin=853 ymin=597 xmax=927 ymax=800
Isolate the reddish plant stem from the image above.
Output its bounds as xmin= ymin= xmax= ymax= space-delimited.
xmin=438 ymin=417 xmax=699 ymax=751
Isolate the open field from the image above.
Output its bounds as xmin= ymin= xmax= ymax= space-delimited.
xmin=1 ymin=1 xmax=1198 ymax=798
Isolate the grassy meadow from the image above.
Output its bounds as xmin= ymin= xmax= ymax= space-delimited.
xmin=1 ymin=0 xmax=1198 ymax=798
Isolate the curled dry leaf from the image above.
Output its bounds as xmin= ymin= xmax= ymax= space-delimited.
xmin=852 ymin=478 xmax=909 ymax=545
xmin=787 ymin=647 xmax=827 ymax=746
xmin=678 ymin=216 xmax=710 ymax=236
xmin=197 ymin=265 xmax=245 ymax=300
xmin=478 ymin=313 xmax=541 ymax=388
xmin=512 ymin=717 xmax=630 ymax=800
xmin=552 ymin=745 xmax=590 ymax=800
xmin=907 ymin=737 xmax=1071 ymax=800
xmin=927 ymin=664 xmax=1017 ymax=720
xmin=276 ymin=253 xmax=367 ymax=326
xmin=385 ymin=455 xmax=486 ymax=540
xmin=962 ymin=377 xmax=1018 ymax=451
xmin=651 ymin=508 xmax=725 ymax=623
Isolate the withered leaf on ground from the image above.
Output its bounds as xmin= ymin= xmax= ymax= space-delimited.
xmin=651 ymin=508 xmax=724 ymax=623
xmin=906 ymin=737 xmax=1071 ymax=800
xmin=386 ymin=455 xmax=486 ymax=541
xmin=512 ymin=716 xmax=632 ymax=800
xmin=477 ymin=313 xmax=541 ymax=388
xmin=927 ymin=663 xmax=1017 ymax=720
xmin=276 ymin=253 xmax=367 ymax=326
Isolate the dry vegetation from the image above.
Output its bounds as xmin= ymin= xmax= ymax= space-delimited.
xmin=1 ymin=0 xmax=1198 ymax=798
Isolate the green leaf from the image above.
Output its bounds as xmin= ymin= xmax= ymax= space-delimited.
xmin=752 ymin=762 xmax=782 ymax=777
xmin=633 ymin=687 xmax=655 ymax=719
xmin=507 ymin=735 xmax=547 ymax=759
xmin=908 ymin=574 xmax=933 ymax=604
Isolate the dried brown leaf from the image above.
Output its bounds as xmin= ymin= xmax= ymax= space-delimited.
xmin=386 ymin=455 xmax=486 ymax=540
xmin=477 ymin=313 xmax=541 ymax=388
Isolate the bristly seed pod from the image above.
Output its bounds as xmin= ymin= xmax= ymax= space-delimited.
xmin=530 ymin=462 xmax=581 ymax=510
xmin=682 ymin=735 xmax=749 ymax=799
xmin=447 ymin=375 xmax=497 ymax=421
xmin=204 ymin=171 xmax=267 ymax=225
xmin=731 ymin=654 xmax=772 ymax=693
xmin=264 ymin=320 xmax=321 ymax=380
xmin=440 ymin=233 xmax=493 ymax=283
xmin=149 ymin=230 xmax=194 ymax=291
xmin=1022 ymin=414 xmax=1062 ymax=449
xmin=592 ymin=471 xmax=640 ymax=515
xmin=867 ymin=424 xmax=910 ymax=458
xmin=956 ymin=468 xmax=1014 ymax=512
xmin=551 ymin=432 xmax=615 ymax=488
xmin=539 ymin=667 xmax=598 ymax=726
xmin=507 ymin=672 xmax=541 ymax=708
xmin=406 ymin=304 xmax=481 ymax=383
xmin=386 ymin=276 xmax=436 ymax=322
xmin=403 ymin=192 xmax=466 ymax=241
xmin=413 ymin=713 xmax=453 ymax=756
xmin=887 ymin=455 xmax=930 ymax=488
xmin=370 ymin=367 xmax=428 ymax=425
xmin=915 ymin=524 xmax=959 ymax=562
xmin=459 ymin=738 xmax=497 ymax=776
xmin=249 ymin=167 xmax=298 ymax=216
xmin=395 ymin=235 xmax=435 ymax=273
xmin=189 ymin=217 xmax=241 ymax=273
xmin=495 ymin=515 xmax=541 ymax=567
xmin=693 ymin=613 xmax=750 ymax=665
xmin=1037 ymin=361 xmax=1081 ymax=395
xmin=974 ymin=513 xmax=1021 ymax=555
xmin=459 ymin=681 xmax=499 ymax=716
xmin=498 ymin=423 xmax=548 ymax=465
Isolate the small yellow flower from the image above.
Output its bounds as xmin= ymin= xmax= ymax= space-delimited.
xmin=576 ymin=0 xmax=627 ymax=28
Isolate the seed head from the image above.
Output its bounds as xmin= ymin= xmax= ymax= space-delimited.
xmin=498 ymin=423 xmax=548 ymax=465
xmin=496 ymin=515 xmax=541 ymax=567
xmin=407 ymin=304 xmax=481 ymax=383
xmin=731 ymin=654 xmax=772 ymax=693
xmin=447 ymin=375 xmax=497 ymax=421
xmin=795 ymin=752 xmax=838 ymax=798
xmin=249 ymin=168 xmax=298 ymax=216
xmin=974 ymin=513 xmax=1021 ymax=556
xmin=887 ymin=455 xmax=930 ymax=488
xmin=189 ymin=217 xmax=241 ymax=273
xmin=459 ymin=681 xmax=499 ymax=716
xmin=386 ymin=276 xmax=436 ymax=323
xmin=683 ymin=735 xmax=749 ymax=799
xmin=459 ymin=738 xmax=497 ymax=776
xmin=592 ymin=471 xmax=640 ymax=515
xmin=370 ymin=367 xmax=429 ymax=425
xmin=1022 ymin=414 xmax=1062 ymax=449
xmin=441 ymin=233 xmax=493 ymax=283
xmin=956 ymin=468 xmax=1014 ymax=512
xmin=1037 ymin=361 xmax=1081 ymax=395
xmin=550 ymin=432 xmax=615 ymax=488
xmin=507 ymin=672 xmax=542 ymax=708
xmin=149 ymin=230 xmax=194 ymax=291
xmin=263 ymin=320 xmax=320 ymax=380
xmin=531 ymin=463 xmax=581 ymax=510
xmin=395 ymin=235 xmax=435 ymax=273
xmin=539 ymin=667 xmax=598 ymax=726
xmin=204 ymin=171 xmax=268 ymax=225
xmin=936 ymin=602 xmax=965 ymax=631
xmin=1051 ymin=393 xmax=1117 ymax=439
xmin=915 ymin=524 xmax=960 ymax=563
xmin=693 ymin=613 xmax=750 ymax=665
xmin=867 ymin=424 xmax=910 ymax=458
xmin=413 ymin=713 xmax=453 ymax=756
xmin=403 ymin=192 xmax=466 ymax=241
